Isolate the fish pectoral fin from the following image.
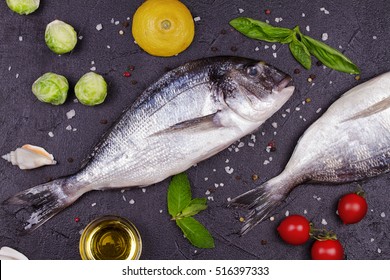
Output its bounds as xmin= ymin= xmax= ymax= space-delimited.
xmin=342 ymin=96 xmax=390 ymax=122
xmin=150 ymin=112 xmax=222 ymax=137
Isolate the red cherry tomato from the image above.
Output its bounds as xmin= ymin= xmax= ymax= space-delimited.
xmin=337 ymin=193 xmax=368 ymax=224
xmin=277 ymin=215 xmax=310 ymax=245
xmin=311 ymin=239 xmax=344 ymax=260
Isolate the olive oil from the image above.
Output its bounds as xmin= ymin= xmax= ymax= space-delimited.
xmin=79 ymin=216 xmax=142 ymax=260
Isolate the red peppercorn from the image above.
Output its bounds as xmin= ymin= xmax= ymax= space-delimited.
xmin=267 ymin=141 xmax=276 ymax=152
xmin=123 ymin=71 xmax=131 ymax=77
xmin=265 ymin=9 xmax=271 ymax=15
xmin=74 ymin=217 xmax=80 ymax=223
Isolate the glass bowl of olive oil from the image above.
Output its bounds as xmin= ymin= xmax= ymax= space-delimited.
xmin=79 ymin=215 xmax=142 ymax=260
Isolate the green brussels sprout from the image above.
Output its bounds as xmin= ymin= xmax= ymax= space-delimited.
xmin=75 ymin=72 xmax=108 ymax=106
xmin=32 ymin=72 xmax=69 ymax=105
xmin=45 ymin=20 xmax=77 ymax=54
xmin=6 ymin=0 xmax=40 ymax=15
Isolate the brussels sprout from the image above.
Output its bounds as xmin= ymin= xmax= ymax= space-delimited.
xmin=32 ymin=72 xmax=69 ymax=105
xmin=75 ymin=72 xmax=108 ymax=106
xmin=6 ymin=0 xmax=40 ymax=15
xmin=45 ymin=20 xmax=77 ymax=54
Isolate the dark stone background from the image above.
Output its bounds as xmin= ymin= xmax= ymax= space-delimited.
xmin=0 ymin=0 xmax=389 ymax=260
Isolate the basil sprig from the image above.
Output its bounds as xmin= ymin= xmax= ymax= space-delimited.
xmin=167 ymin=173 xmax=215 ymax=249
xmin=230 ymin=17 xmax=360 ymax=74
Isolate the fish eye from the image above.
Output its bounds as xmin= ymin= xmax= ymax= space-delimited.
xmin=247 ymin=66 xmax=258 ymax=76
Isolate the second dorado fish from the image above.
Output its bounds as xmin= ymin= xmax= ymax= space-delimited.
xmin=230 ymin=72 xmax=390 ymax=234
xmin=3 ymin=56 xmax=294 ymax=231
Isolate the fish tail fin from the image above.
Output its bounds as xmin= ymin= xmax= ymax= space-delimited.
xmin=2 ymin=177 xmax=84 ymax=232
xmin=229 ymin=173 xmax=298 ymax=235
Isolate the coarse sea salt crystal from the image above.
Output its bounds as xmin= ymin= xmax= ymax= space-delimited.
xmin=66 ymin=109 xmax=76 ymax=119
xmin=238 ymin=142 xmax=245 ymax=148
xmin=381 ymin=212 xmax=386 ymax=218
xmin=8 ymin=66 xmax=11 ymax=71
xmin=129 ymin=199 xmax=135 ymax=204
xmin=264 ymin=45 xmax=269 ymax=49
xmin=302 ymin=13 xmax=306 ymax=17
xmin=66 ymin=125 xmax=72 ymax=131
xmin=373 ymin=35 xmax=378 ymax=40
xmin=107 ymin=45 xmax=111 ymax=49
xmin=286 ymin=108 xmax=291 ymax=113
xmin=208 ymin=196 xmax=214 ymax=201
xmin=273 ymin=53 xmax=277 ymax=58
xmin=159 ymin=209 xmax=163 ymax=213
xmin=238 ymin=8 xmax=244 ymax=13
xmin=248 ymin=142 xmax=255 ymax=147
xmin=16 ymin=73 xmax=19 ymax=79
xmin=321 ymin=219 xmax=328 ymax=225
xmin=96 ymin=24 xmax=103 ymax=31
xmin=378 ymin=248 xmax=382 ymax=253
xmin=272 ymin=44 xmax=277 ymax=50
xmin=304 ymin=209 xmax=308 ymax=214
xmin=263 ymin=160 xmax=270 ymax=165
xmin=225 ymin=166 xmax=234 ymax=174
xmin=322 ymin=33 xmax=329 ymax=41
xmin=251 ymin=134 xmax=256 ymax=142
xmin=272 ymin=122 xmax=278 ymax=128
xmin=285 ymin=210 xmax=290 ymax=216
xmin=255 ymin=47 xmax=260 ymax=51
xmin=78 ymin=35 xmax=83 ymax=40
xmin=227 ymin=197 xmax=231 ymax=202
xmin=371 ymin=238 xmax=375 ymax=242
xmin=90 ymin=66 xmax=96 ymax=71
xmin=205 ymin=190 xmax=211 ymax=195
xmin=204 ymin=177 xmax=209 ymax=181
xmin=115 ymin=21 xmax=120 ymax=25
xmin=91 ymin=202 xmax=96 ymax=207
xmin=306 ymin=25 xmax=310 ymax=32
xmin=19 ymin=36 xmax=23 ymax=41
xmin=194 ymin=16 xmax=201 ymax=22
xmin=48 ymin=131 xmax=54 ymax=137
xmin=142 ymin=188 xmax=146 ymax=193
xmin=316 ymin=108 xmax=322 ymax=113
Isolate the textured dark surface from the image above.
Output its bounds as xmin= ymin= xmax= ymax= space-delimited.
xmin=0 ymin=0 xmax=389 ymax=260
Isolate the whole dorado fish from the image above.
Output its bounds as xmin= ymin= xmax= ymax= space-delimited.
xmin=230 ymin=72 xmax=390 ymax=234
xmin=3 ymin=56 xmax=294 ymax=231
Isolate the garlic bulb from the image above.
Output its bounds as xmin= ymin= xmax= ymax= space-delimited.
xmin=0 ymin=246 xmax=28 ymax=260
xmin=2 ymin=144 xmax=57 ymax=170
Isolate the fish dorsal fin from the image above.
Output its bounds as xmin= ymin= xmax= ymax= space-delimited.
xmin=150 ymin=112 xmax=221 ymax=137
xmin=342 ymin=96 xmax=390 ymax=122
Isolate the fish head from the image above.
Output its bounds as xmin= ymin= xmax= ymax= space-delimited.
xmin=222 ymin=60 xmax=295 ymax=122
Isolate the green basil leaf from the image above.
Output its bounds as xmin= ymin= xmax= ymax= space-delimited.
xmin=230 ymin=17 xmax=293 ymax=43
xmin=179 ymin=198 xmax=208 ymax=218
xmin=289 ymin=36 xmax=312 ymax=69
xmin=167 ymin=173 xmax=192 ymax=217
xmin=300 ymin=34 xmax=360 ymax=74
xmin=176 ymin=217 xmax=215 ymax=248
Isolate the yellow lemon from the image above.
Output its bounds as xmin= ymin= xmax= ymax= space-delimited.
xmin=132 ymin=0 xmax=195 ymax=57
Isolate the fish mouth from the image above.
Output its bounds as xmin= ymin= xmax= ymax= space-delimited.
xmin=273 ymin=75 xmax=293 ymax=92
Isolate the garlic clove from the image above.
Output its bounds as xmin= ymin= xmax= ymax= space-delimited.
xmin=2 ymin=144 xmax=57 ymax=170
xmin=0 ymin=246 xmax=28 ymax=260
